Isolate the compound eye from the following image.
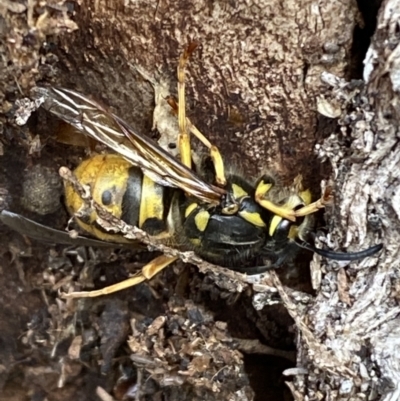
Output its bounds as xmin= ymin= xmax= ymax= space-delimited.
xmin=101 ymin=190 xmax=113 ymax=206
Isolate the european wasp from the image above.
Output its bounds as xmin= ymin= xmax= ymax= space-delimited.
xmin=1 ymin=44 xmax=382 ymax=298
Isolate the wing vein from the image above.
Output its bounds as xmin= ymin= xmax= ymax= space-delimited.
xmin=34 ymin=87 xmax=225 ymax=203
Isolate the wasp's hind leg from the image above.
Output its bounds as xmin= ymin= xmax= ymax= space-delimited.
xmin=61 ymin=254 xmax=178 ymax=298
xmin=176 ymin=44 xmax=227 ymax=186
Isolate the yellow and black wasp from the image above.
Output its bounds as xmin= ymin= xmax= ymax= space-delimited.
xmin=1 ymin=44 xmax=382 ymax=298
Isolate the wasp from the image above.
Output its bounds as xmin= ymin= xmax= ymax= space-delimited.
xmin=1 ymin=44 xmax=382 ymax=298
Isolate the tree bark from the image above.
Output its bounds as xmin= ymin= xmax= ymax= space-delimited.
xmin=1 ymin=0 xmax=394 ymax=400
xmin=280 ymin=0 xmax=400 ymax=399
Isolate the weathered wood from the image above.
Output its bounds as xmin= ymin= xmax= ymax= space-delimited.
xmin=277 ymin=0 xmax=398 ymax=399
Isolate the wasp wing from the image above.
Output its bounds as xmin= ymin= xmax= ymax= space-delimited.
xmin=0 ymin=210 xmax=127 ymax=248
xmin=33 ymin=87 xmax=224 ymax=204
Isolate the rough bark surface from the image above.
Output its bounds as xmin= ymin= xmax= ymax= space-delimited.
xmin=279 ymin=0 xmax=399 ymax=399
xmin=1 ymin=0 xmax=393 ymax=400
xmin=2 ymin=0 xmax=359 ymax=179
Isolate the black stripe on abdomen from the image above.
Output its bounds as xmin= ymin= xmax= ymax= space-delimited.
xmin=121 ymin=166 xmax=143 ymax=227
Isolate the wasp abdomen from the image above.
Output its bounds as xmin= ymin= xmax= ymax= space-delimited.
xmin=65 ymin=154 xmax=170 ymax=240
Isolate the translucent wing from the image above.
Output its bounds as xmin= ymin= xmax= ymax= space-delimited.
xmin=0 ymin=210 xmax=128 ymax=247
xmin=33 ymin=87 xmax=225 ymax=204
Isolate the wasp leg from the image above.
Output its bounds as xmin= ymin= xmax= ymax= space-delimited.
xmin=187 ymin=118 xmax=226 ymax=186
xmin=255 ymin=176 xmax=296 ymax=222
xmin=177 ymin=43 xmax=196 ymax=170
xmin=168 ymin=96 xmax=227 ymax=186
xmin=294 ymin=187 xmax=333 ymax=217
xmin=176 ymin=44 xmax=227 ymax=187
xmin=61 ymin=254 xmax=178 ymax=299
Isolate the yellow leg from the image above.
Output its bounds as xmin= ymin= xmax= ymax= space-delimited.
xmin=167 ymin=96 xmax=227 ymax=186
xmin=185 ymin=119 xmax=226 ymax=186
xmin=294 ymin=187 xmax=333 ymax=217
xmin=177 ymin=43 xmax=197 ymax=169
xmin=61 ymin=254 xmax=178 ymax=299
xmin=255 ymin=178 xmax=296 ymax=222
xmin=256 ymin=175 xmax=332 ymax=221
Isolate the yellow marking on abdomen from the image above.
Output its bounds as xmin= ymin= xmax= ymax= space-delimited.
xmin=139 ymin=174 xmax=165 ymax=228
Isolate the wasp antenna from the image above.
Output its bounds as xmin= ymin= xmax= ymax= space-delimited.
xmin=295 ymin=240 xmax=383 ymax=261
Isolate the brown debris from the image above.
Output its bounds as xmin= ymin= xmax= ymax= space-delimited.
xmin=67 ymin=335 xmax=82 ymax=360
xmin=234 ymin=338 xmax=296 ymax=362
xmin=127 ymin=298 xmax=254 ymax=400
xmin=99 ymin=300 xmax=130 ymax=374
